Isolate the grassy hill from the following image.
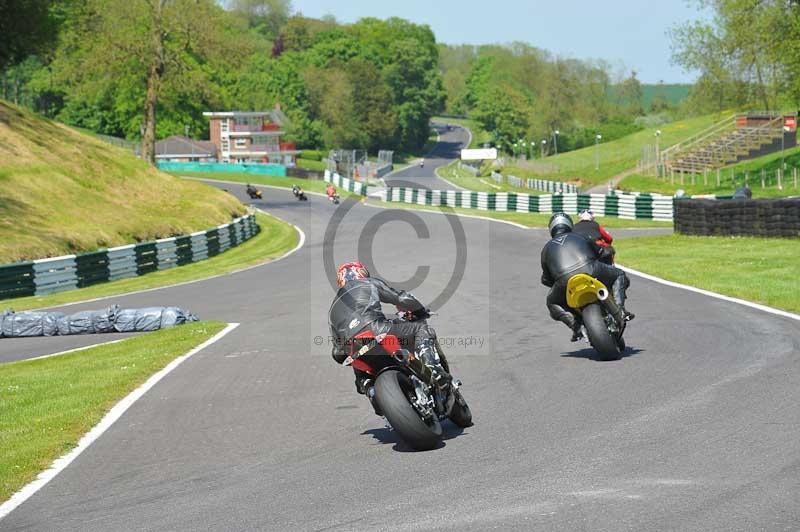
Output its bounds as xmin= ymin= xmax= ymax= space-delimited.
xmin=618 ymin=144 xmax=800 ymax=197
xmin=499 ymin=112 xmax=731 ymax=189
xmin=0 ymin=101 xmax=246 ymax=263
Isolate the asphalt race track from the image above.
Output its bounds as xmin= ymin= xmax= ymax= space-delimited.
xmin=2 ymin=126 xmax=800 ymax=531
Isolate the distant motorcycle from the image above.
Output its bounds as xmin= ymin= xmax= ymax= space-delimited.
xmin=419 ymin=160 xmax=425 ymax=168
xmin=566 ymin=274 xmax=630 ymax=361
xmin=328 ymin=193 xmax=340 ymax=205
xmin=292 ymin=185 xmax=308 ymax=201
xmin=246 ymin=186 xmax=262 ymax=200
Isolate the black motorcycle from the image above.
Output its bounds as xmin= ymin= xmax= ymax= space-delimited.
xmin=344 ymin=311 xmax=472 ymax=450
xmin=291 ymin=186 xmax=308 ymax=201
xmin=246 ymin=186 xmax=262 ymax=200
xmin=566 ymin=274 xmax=629 ymax=360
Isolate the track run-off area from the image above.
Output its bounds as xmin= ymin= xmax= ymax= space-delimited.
xmin=1 ymin=125 xmax=799 ymax=531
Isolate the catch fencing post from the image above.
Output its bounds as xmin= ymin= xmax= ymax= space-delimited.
xmin=703 ymin=169 xmax=708 ymax=186
xmin=794 ymin=167 xmax=798 ymax=188
xmin=761 ymin=169 xmax=765 ymax=189
xmin=778 ymin=169 xmax=783 ymax=190
xmin=716 ymin=168 xmax=721 ymax=187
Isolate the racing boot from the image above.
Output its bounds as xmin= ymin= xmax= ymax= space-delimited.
xmin=417 ymin=339 xmax=452 ymax=389
xmin=570 ymin=318 xmax=585 ymax=342
xmin=612 ymin=276 xmax=635 ymax=322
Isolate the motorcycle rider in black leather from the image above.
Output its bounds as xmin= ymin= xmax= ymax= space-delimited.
xmin=541 ymin=213 xmax=634 ymax=341
xmin=328 ymin=262 xmax=451 ymax=401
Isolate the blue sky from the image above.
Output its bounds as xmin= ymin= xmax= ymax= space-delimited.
xmin=291 ymin=0 xmax=710 ymax=83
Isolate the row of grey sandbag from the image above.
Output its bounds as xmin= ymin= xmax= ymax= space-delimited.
xmin=0 ymin=305 xmax=198 ymax=337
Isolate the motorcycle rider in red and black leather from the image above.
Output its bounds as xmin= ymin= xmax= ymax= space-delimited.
xmin=541 ymin=213 xmax=634 ymax=342
xmin=573 ymin=209 xmax=615 ymax=264
xmin=328 ymin=261 xmax=451 ymax=398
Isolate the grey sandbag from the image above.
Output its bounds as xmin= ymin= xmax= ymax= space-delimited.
xmin=56 ymin=306 xmax=119 ymax=335
xmin=113 ymin=306 xmax=198 ymax=332
xmin=1 ymin=310 xmax=65 ymax=337
xmin=159 ymin=307 xmax=198 ymax=328
xmin=134 ymin=307 xmax=164 ymax=332
xmin=113 ymin=308 xmax=138 ymax=333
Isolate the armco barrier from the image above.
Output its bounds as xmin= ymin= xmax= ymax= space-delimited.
xmin=674 ymin=198 xmax=800 ymax=237
xmin=324 ymin=169 xmax=368 ymax=195
xmin=488 ymin=171 xmax=579 ymax=193
xmin=385 ymin=187 xmax=674 ymax=221
xmin=524 ymin=177 xmax=579 ymax=194
xmin=157 ymin=161 xmax=287 ymax=177
xmin=0 ymin=214 xmax=260 ymax=300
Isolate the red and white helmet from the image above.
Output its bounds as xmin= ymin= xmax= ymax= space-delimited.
xmin=336 ymin=261 xmax=370 ymax=288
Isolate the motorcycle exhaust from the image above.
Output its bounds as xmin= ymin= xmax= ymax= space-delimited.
xmin=596 ymin=287 xmax=624 ymax=326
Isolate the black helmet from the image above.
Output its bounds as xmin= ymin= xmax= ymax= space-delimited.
xmin=548 ymin=212 xmax=573 ymax=237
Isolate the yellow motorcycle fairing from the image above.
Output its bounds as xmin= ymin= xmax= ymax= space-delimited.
xmin=566 ymin=273 xmax=607 ymax=310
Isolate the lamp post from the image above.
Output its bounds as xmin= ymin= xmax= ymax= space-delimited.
xmin=553 ymin=130 xmax=560 ymax=155
xmin=783 ymin=124 xmax=790 ymax=171
xmin=541 ymin=139 xmax=547 ymax=158
xmin=655 ymin=129 xmax=661 ymax=176
xmin=185 ymin=124 xmax=192 ymax=161
xmin=595 ymin=134 xmax=602 ymax=170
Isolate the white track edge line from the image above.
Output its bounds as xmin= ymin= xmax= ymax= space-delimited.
xmin=618 ymin=265 xmax=800 ymax=322
xmin=0 ymin=322 xmax=240 ymax=520
xmin=33 ymin=215 xmax=305 ymax=311
xmin=23 ymin=338 xmax=132 ymax=362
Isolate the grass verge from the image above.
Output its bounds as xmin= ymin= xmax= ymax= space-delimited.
xmin=295 ymin=158 xmax=328 ymax=172
xmin=1 ymin=212 xmax=298 ymax=311
xmin=436 ymin=160 xmax=550 ymax=194
xmin=368 ymin=198 xmax=672 ymax=229
xmin=618 ymin=174 xmax=800 ymax=198
xmin=617 ymin=234 xmax=800 ymax=313
xmin=0 ymin=321 xmax=227 ymax=503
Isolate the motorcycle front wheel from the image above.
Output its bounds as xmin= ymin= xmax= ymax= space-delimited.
xmin=375 ymin=370 xmax=442 ymax=451
xmin=582 ymin=303 xmax=623 ymax=361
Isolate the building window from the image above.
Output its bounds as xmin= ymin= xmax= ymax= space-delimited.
xmin=221 ymin=139 xmax=230 ymax=151
xmin=220 ymin=119 xmax=229 ymax=133
xmin=235 ymin=138 xmax=247 ymax=149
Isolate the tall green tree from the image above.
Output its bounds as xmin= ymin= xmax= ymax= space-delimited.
xmin=0 ymin=0 xmax=60 ymax=69
xmin=671 ymin=0 xmax=800 ymax=112
xmin=226 ymin=0 xmax=292 ymax=38
xmin=50 ymin=0 xmax=254 ymax=163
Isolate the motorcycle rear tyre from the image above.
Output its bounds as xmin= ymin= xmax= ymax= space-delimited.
xmin=375 ymin=370 xmax=442 ymax=451
xmin=582 ymin=303 xmax=623 ymax=361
